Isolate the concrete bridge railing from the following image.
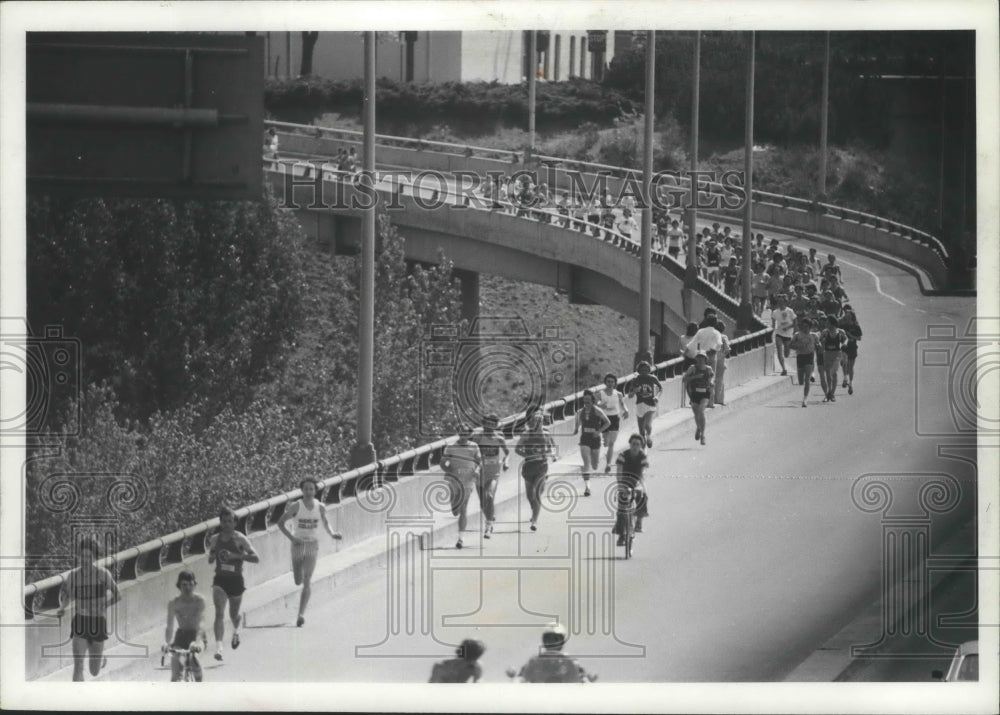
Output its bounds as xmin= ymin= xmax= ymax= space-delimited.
xmin=268 ymin=120 xmax=950 ymax=290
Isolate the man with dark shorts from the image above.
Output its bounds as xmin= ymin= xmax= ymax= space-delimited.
xmin=515 ymin=406 xmax=557 ymax=531
xmin=596 ymin=373 xmax=629 ymax=474
xmin=471 ymin=414 xmax=510 ymax=539
xmin=628 ymin=361 xmax=662 ymax=448
xmin=164 ymin=570 xmax=207 ymax=681
xmin=208 ymin=506 xmax=260 ymax=661
xmin=789 ymin=318 xmax=821 ymax=407
xmin=57 ymin=536 xmax=121 ymax=681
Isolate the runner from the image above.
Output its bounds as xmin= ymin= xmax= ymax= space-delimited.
xmin=515 ymin=406 xmax=558 ymax=531
xmin=207 ymin=506 xmax=260 ymax=661
xmin=441 ymin=427 xmax=482 ymax=549
xmin=595 ymin=374 xmax=629 ymax=475
xmin=771 ymin=294 xmax=796 ymax=376
xmin=721 ymin=257 xmax=740 ymax=299
xmin=573 ymin=390 xmax=611 ymax=498
xmin=429 ymin=639 xmax=486 ymax=683
xmin=614 ymin=433 xmax=650 ymax=542
xmin=627 ymin=361 xmax=662 ymax=448
xmin=471 ymin=414 xmax=510 ymax=539
xmin=56 ymin=536 xmax=121 ymax=681
xmin=840 ymin=305 xmax=863 ymax=395
xmin=751 ymin=264 xmax=770 ymax=316
xmin=666 ymin=219 xmax=685 ymax=260
xmin=278 ymin=478 xmax=343 ymax=627
xmin=511 ymin=624 xmax=596 ymax=683
xmin=820 ymin=253 xmax=843 ymax=286
xmin=164 ymin=570 xmax=207 ymax=682
xmin=705 ymin=238 xmax=722 ymax=287
xmin=691 ymin=315 xmax=724 ymax=408
xmin=788 ymin=318 xmax=821 ymax=407
xmin=682 ymin=351 xmax=715 ymax=445
xmin=819 ymin=315 xmax=848 ymax=402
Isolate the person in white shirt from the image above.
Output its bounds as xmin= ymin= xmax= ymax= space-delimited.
xmin=595 ymin=373 xmax=630 ymax=474
xmin=278 ymin=478 xmax=343 ymax=628
xmin=691 ymin=316 xmax=725 ymax=408
xmin=771 ymin=294 xmax=797 ymax=376
xmin=713 ymin=319 xmax=732 ymax=405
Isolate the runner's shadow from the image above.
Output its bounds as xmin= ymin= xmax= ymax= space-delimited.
xmin=244 ymin=623 xmax=292 ymax=629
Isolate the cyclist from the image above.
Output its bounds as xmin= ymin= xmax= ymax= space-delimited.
xmin=628 ymin=361 xmax=662 ymax=448
xmin=788 ymin=318 xmax=821 ymax=407
xmin=515 ymin=405 xmax=558 ymax=532
xmin=511 ymin=623 xmax=596 ymax=683
xmin=595 ymin=373 xmax=629 ymax=475
xmin=682 ymin=351 xmax=715 ymax=445
xmin=573 ymin=389 xmax=611 ymax=498
xmin=614 ymin=433 xmax=650 ymax=542
xmin=441 ymin=427 xmax=482 ymax=549
xmin=57 ymin=536 xmax=121 ymax=681
xmin=819 ymin=315 xmax=848 ymax=402
xmin=278 ymin=478 xmax=343 ymax=627
xmin=164 ymin=570 xmax=207 ymax=682
xmin=471 ymin=414 xmax=510 ymax=539
xmin=207 ymin=506 xmax=260 ymax=661
xmin=429 ymin=639 xmax=486 ymax=683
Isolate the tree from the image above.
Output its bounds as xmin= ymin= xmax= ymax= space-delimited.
xmin=300 ymin=31 xmax=320 ymax=76
xmin=27 ymin=191 xmax=306 ymax=425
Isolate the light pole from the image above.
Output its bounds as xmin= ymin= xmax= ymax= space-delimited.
xmin=737 ymin=31 xmax=756 ymax=332
xmin=637 ymin=30 xmax=654 ymax=366
xmin=685 ymin=31 xmax=701 ymax=289
xmin=818 ymin=31 xmax=830 ymax=198
xmin=528 ymin=31 xmax=537 ymax=161
xmin=350 ymin=31 xmax=377 ymax=468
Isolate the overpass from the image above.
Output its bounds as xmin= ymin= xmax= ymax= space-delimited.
xmin=20 ymin=125 xmax=981 ymax=693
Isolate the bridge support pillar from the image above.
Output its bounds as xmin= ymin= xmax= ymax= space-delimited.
xmin=654 ymin=329 xmax=681 ymax=362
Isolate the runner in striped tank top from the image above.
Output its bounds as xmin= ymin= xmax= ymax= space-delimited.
xmin=278 ymin=478 xmax=342 ymax=627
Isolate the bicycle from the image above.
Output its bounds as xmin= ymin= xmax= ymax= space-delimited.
xmin=161 ymin=641 xmax=204 ymax=682
xmin=614 ymin=483 xmax=637 ymax=560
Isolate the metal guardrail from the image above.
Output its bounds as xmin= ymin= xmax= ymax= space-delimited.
xmin=268 ymin=120 xmax=950 ymax=264
xmin=23 ymin=159 xmax=771 ymax=614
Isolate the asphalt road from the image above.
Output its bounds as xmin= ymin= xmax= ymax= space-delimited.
xmin=129 ymin=234 xmax=978 ymax=684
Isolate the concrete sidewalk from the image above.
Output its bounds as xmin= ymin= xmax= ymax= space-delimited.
xmin=38 ymin=372 xmax=791 ymax=683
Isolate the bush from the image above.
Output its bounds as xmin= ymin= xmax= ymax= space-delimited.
xmin=266 ymin=76 xmax=637 ymax=137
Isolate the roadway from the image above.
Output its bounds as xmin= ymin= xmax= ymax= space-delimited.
xmin=122 ymin=232 xmax=978 ymax=683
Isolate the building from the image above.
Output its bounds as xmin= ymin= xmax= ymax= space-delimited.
xmin=261 ymin=30 xmax=621 ymax=84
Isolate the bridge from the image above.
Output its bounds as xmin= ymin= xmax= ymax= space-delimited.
xmin=20 ymin=125 xmax=984 ymax=704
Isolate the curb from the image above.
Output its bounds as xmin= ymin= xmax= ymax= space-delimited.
xmin=41 ymin=370 xmax=792 ymax=683
xmin=782 ymin=518 xmax=976 ymax=682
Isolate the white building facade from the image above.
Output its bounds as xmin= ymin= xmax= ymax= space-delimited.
xmin=262 ymin=30 xmax=621 ymax=84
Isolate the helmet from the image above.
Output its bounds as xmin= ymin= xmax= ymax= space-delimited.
xmin=456 ymin=638 xmax=486 ymax=661
xmin=542 ymin=622 xmax=568 ymax=648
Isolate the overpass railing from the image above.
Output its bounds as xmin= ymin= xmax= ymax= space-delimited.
xmin=267 ymin=120 xmax=950 ymax=279
xmin=270 ymin=155 xmax=749 ymax=327
xmin=23 ymin=315 xmax=771 ymax=617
